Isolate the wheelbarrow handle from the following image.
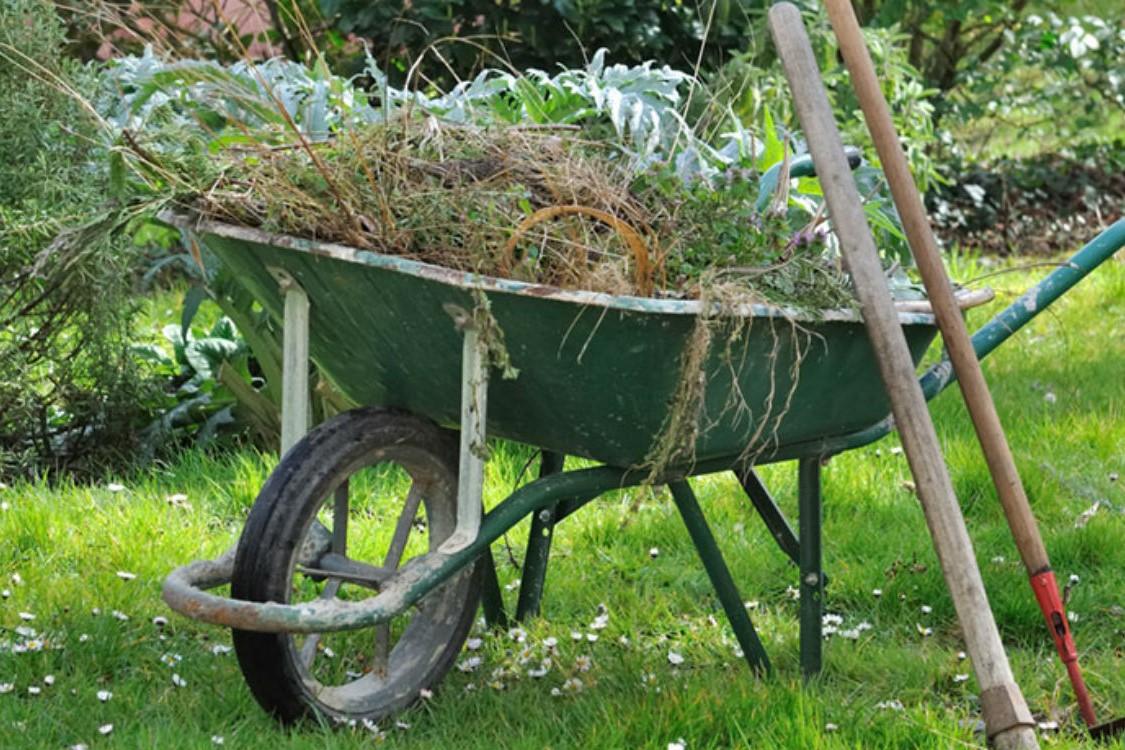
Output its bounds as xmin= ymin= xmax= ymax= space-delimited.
xmin=920 ymin=217 xmax=1125 ymax=401
xmin=754 ymin=147 xmax=863 ymax=213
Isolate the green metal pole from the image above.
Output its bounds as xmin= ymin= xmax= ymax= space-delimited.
xmin=668 ymin=480 xmax=771 ymax=675
xmin=798 ymin=457 xmax=823 ymax=679
xmin=516 ymin=451 xmax=566 ymax=620
xmin=737 ymin=468 xmax=801 ymax=565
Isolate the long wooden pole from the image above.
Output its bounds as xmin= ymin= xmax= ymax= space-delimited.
xmin=767 ymin=5 xmax=1037 ymax=748
xmin=822 ymin=0 xmax=1100 ymax=730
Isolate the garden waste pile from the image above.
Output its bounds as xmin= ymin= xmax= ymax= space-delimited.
xmin=95 ymin=51 xmax=916 ymax=312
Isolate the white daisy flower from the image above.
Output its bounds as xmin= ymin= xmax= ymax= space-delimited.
xmin=668 ymin=740 xmax=687 ymax=750
xmin=668 ymin=650 xmax=685 ymax=666
xmin=456 ymin=656 xmax=482 ymax=673
xmin=563 ymin=677 xmax=583 ymax=692
xmin=466 ymin=637 xmax=483 ymax=651
xmin=97 ymin=690 xmax=112 ymax=702
xmin=172 ymin=673 xmax=187 ymax=688
xmin=98 ymin=724 xmax=114 ymax=735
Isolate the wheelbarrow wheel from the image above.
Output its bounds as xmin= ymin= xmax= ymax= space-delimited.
xmin=230 ymin=407 xmax=481 ymax=725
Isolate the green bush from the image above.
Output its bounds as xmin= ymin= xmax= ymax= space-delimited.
xmin=315 ymin=0 xmax=782 ymax=84
xmin=0 ymin=0 xmax=151 ymax=478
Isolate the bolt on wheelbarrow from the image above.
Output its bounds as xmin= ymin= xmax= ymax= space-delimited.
xmin=160 ymin=199 xmax=1125 ymax=728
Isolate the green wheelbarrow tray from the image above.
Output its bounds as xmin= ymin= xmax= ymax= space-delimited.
xmin=192 ymin=219 xmax=950 ymax=468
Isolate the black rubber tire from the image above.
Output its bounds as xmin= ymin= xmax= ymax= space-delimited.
xmin=230 ymin=408 xmax=481 ymax=725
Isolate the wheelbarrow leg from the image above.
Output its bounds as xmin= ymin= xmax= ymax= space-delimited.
xmin=479 ymin=546 xmax=509 ymax=629
xmin=668 ymin=480 xmax=771 ymax=675
xmin=516 ymin=451 xmax=566 ymax=621
xmin=798 ymin=457 xmax=824 ymax=680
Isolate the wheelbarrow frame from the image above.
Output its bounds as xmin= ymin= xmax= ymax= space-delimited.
xmin=163 ymin=203 xmax=1124 ymax=680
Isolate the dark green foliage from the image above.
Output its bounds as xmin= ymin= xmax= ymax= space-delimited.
xmin=0 ymin=0 xmax=150 ymax=478
xmin=318 ymin=0 xmax=788 ymax=86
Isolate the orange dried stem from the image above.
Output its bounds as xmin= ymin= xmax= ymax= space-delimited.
xmin=501 ymin=205 xmax=655 ymax=296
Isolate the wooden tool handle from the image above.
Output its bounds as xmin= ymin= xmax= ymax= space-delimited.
xmin=822 ymin=0 xmax=1050 ymax=573
xmin=767 ymin=5 xmax=1037 ymax=748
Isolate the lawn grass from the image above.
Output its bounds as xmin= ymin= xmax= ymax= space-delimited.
xmin=1 ymin=256 xmax=1122 ymax=749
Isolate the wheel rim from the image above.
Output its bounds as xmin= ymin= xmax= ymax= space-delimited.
xmin=279 ymin=446 xmax=473 ymax=716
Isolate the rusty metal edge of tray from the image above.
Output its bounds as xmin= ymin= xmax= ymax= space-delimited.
xmin=161 ymin=210 xmax=991 ymax=325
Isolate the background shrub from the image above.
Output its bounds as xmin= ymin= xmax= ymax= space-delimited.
xmin=0 ymin=0 xmax=151 ymax=478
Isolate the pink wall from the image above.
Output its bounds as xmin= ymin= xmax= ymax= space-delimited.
xmin=98 ymin=1 xmax=279 ymax=59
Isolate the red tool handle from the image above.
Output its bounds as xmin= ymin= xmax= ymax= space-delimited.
xmin=1031 ymin=571 xmax=1096 ymax=726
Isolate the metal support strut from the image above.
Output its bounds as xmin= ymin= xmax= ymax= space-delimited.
xmin=668 ymin=480 xmax=771 ymax=675
xmin=273 ymin=268 xmax=310 ymax=455
xmin=738 ymin=468 xmax=801 ymax=566
xmin=440 ymin=305 xmax=489 ymax=554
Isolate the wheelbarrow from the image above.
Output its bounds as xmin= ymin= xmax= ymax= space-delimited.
xmin=161 ymin=158 xmax=1125 ymax=724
